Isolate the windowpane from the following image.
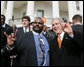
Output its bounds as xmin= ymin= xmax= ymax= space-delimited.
xmin=37 ymin=10 xmax=44 ymax=18
xmin=76 ymin=1 xmax=80 ymax=10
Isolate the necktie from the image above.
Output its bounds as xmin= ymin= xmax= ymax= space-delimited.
xmin=58 ymin=35 xmax=62 ymax=49
xmin=38 ymin=35 xmax=46 ymax=66
xmin=25 ymin=28 xmax=27 ymax=33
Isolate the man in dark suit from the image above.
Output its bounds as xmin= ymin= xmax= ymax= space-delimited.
xmin=1 ymin=14 xmax=13 ymax=66
xmin=72 ymin=14 xmax=83 ymax=65
xmin=42 ymin=25 xmax=56 ymax=41
xmin=2 ymin=17 xmax=50 ymax=66
xmin=42 ymin=25 xmax=47 ymax=35
xmin=16 ymin=16 xmax=31 ymax=44
xmin=1 ymin=14 xmax=13 ymax=49
xmin=50 ymin=17 xmax=83 ymax=66
xmin=72 ymin=14 xmax=83 ymax=47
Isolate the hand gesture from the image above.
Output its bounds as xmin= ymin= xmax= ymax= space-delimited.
xmin=60 ymin=18 xmax=73 ymax=35
xmin=4 ymin=29 xmax=18 ymax=47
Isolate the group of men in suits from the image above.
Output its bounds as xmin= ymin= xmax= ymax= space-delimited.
xmin=1 ymin=14 xmax=83 ymax=66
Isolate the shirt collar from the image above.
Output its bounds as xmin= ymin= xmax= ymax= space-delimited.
xmin=32 ymin=30 xmax=43 ymax=36
xmin=42 ymin=31 xmax=46 ymax=35
xmin=60 ymin=32 xmax=65 ymax=37
xmin=2 ymin=23 xmax=6 ymax=28
xmin=58 ymin=32 xmax=65 ymax=41
xmin=23 ymin=27 xmax=29 ymax=32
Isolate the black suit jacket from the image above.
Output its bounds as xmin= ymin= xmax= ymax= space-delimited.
xmin=17 ymin=27 xmax=30 ymax=42
xmin=50 ymin=31 xmax=83 ymax=66
xmin=16 ymin=27 xmax=26 ymax=44
xmin=1 ymin=24 xmax=13 ymax=49
xmin=14 ymin=31 xmax=37 ymax=66
xmin=72 ymin=24 xmax=83 ymax=48
xmin=72 ymin=24 xmax=83 ymax=65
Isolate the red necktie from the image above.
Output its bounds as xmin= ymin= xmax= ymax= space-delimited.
xmin=58 ymin=35 xmax=62 ymax=49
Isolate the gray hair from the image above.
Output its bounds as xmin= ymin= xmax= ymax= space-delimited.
xmin=52 ymin=18 xmax=64 ymax=23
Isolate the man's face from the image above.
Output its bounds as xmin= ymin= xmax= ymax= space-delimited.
xmin=43 ymin=25 xmax=47 ymax=32
xmin=33 ymin=19 xmax=44 ymax=33
xmin=1 ymin=16 xmax=5 ymax=25
xmin=52 ymin=20 xmax=63 ymax=35
xmin=22 ymin=19 xmax=30 ymax=27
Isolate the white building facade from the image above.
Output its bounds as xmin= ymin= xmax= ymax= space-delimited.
xmin=1 ymin=1 xmax=83 ymax=27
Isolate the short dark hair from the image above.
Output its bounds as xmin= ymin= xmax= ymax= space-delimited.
xmin=22 ymin=16 xmax=31 ymax=22
xmin=72 ymin=14 xmax=82 ymax=22
xmin=1 ymin=14 xmax=5 ymax=19
xmin=34 ymin=17 xmax=44 ymax=23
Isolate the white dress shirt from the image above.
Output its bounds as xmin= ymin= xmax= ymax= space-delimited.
xmin=58 ymin=32 xmax=65 ymax=42
xmin=23 ymin=27 xmax=29 ymax=33
xmin=58 ymin=31 xmax=74 ymax=42
xmin=2 ymin=23 xmax=6 ymax=28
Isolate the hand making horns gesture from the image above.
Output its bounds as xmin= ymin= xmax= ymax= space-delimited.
xmin=4 ymin=26 xmax=18 ymax=47
xmin=60 ymin=18 xmax=73 ymax=35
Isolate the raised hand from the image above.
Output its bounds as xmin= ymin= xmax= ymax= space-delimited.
xmin=12 ymin=24 xmax=17 ymax=33
xmin=60 ymin=18 xmax=73 ymax=35
xmin=4 ymin=29 xmax=18 ymax=47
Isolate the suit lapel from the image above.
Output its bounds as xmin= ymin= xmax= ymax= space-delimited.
xmin=21 ymin=27 xmax=25 ymax=34
xmin=62 ymin=33 xmax=70 ymax=45
xmin=53 ymin=35 xmax=59 ymax=52
xmin=28 ymin=32 xmax=38 ymax=65
xmin=61 ymin=33 xmax=71 ymax=51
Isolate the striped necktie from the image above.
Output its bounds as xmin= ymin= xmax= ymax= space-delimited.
xmin=38 ymin=35 xmax=46 ymax=66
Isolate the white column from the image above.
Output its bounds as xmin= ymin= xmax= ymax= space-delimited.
xmin=79 ymin=1 xmax=83 ymax=15
xmin=68 ymin=1 xmax=75 ymax=22
xmin=27 ymin=1 xmax=35 ymax=22
xmin=52 ymin=1 xmax=60 ymax=18
xmin=6 ymin=1 xmax=14 ymax=24
xmin=79 ymin=1 xmax=83 ymax=23
xmin=1 ymin=1 xmax=5 ymax=14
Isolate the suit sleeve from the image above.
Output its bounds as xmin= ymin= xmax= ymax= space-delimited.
xmin=72 ymin=29 xmax=83 ymax=49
